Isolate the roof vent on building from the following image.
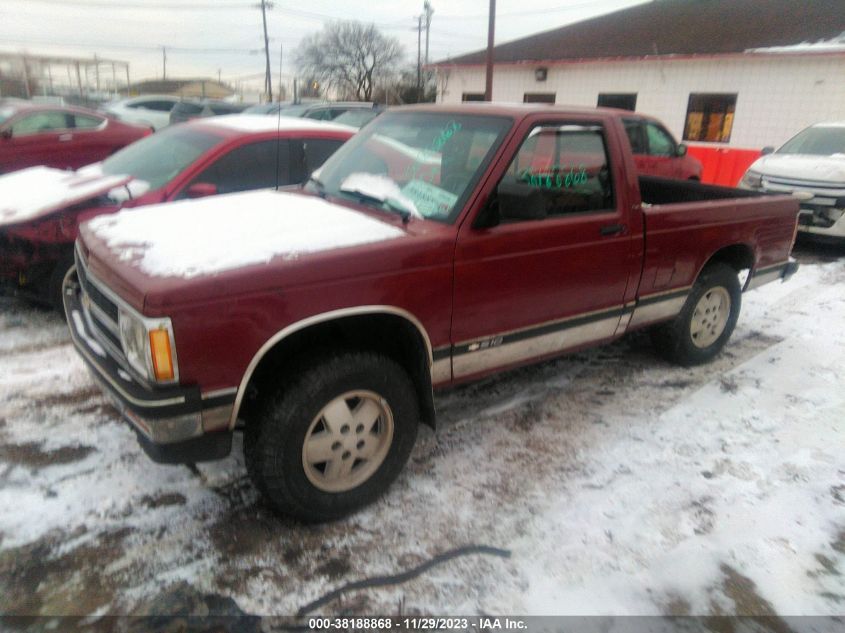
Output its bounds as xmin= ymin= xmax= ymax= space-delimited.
xmin=535 ymin=67 xmax=548 ymax=82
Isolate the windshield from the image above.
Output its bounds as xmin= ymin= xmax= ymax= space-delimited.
xmin=308 ymin=111 xmax=512 ymax=224
xmin=333 ymin=109 xmax=381 ymax=128
xmin=101 ymin=125 xmax=221 ymax=189
xmin=278 ymin=104 xmax=312 ymax=117
xmin=778 ymin=126 xmax=845 ymax=156
xmin=244 ymin=103 xmax=280 ymax=115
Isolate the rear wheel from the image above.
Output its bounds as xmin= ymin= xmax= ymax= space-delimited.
xmin=650 ymin=263 xmax=741 ymax=366
xmin=244 ymin=351 xmax=419 ymax=522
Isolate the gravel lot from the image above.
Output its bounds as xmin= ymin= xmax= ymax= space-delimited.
xmin=0 ymin=245 xmax=843 ymax=621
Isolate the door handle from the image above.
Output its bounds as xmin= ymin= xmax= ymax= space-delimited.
xmin=58 ymin=133 xmax=73 ymax=141
xmin=600 ymin=223 xmax=626 ymax=236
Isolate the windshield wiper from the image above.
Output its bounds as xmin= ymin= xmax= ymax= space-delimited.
xmin=305 ymin=174 xmax=327 ymax=198
xmin=339 ymin=188 xmax=413 ymax=223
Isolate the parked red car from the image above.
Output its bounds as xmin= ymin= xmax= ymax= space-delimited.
xmin=65 ymin=104 xmax=798 ymax=521
xmin=620 ymin=112 xmax=703 ymax=180
xmin=0 ymin=101 xmax=151 ymax=175
xmin=0 ymin=115 xmax=354 ymax=308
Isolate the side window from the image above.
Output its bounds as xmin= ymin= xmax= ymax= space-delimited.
xmin=186 ymin=140 xmax=290 ymax=194
xmin=501 ymin=123 xmax=614 ymax=219
xmin=302 ymin=138 xmax=344 ymax=175
xmin=11 ymin=111 xmax=72 ymax=136
xmin=143 ymin=100 xmax=176 ymax=112
xmin=645 ymin=123 xmax=675 ymax=157
xmin=73 ymin=114 xmax=104 ymax=129
xmin=305 ymin=108 xmax=332 ymax=121
xmin=622 ymin=118 xmax=646 ymax=154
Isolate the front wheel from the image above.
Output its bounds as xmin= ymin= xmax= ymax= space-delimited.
xmin=650 ymin=263 xmax=741 ymax=366
xmin=244 ymin=351 xmax=420 ymax=522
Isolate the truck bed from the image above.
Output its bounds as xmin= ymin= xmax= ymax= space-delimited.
xmin=637 ymin=176 xmax=799 ymax=301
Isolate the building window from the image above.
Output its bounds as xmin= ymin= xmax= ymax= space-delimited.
xmin=597 ymin=93 xmax=637 ymax=111
xmin=462 ymin=93 xmax=485 ymax=102
xmin=683 ymin=93 xmax=737 ymax=143
xmin=523 ymin=93 xmax=555 ymax=104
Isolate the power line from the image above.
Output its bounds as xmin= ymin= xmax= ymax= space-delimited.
xmin=0 ymin=36 xmax=267 ymax=54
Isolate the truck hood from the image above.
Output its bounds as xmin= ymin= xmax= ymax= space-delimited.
xmin=80 ymin=189 xmax=426 ymax=310
xmin=749 ymin=153 xmax=845 ymax=184
xmin=0 ymin=165 xmax=136 ymax=228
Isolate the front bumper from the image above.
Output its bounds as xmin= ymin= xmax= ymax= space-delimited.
xmin=63 ymin=267 xmax=234 ymax=463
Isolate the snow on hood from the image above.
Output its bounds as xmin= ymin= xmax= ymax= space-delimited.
xmin=85 ymin=189 xmax=406 ymax=279
xmin=0 ymin=166 xmax=132 ymax=228
xmin=340 ymin=172 xmax=422 ymax=218
xmin=749 ymin=153 xmax=845 ymax=184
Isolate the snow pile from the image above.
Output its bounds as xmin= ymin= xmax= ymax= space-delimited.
xmin=0 ymin=166 xmax=130 ymax=227
xmin=86 ymin=190 xmax=406 ymax=278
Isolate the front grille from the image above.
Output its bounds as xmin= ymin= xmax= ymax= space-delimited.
xmin=76 ymin=257 xmax=119 ymax=322
xmin=764 ymin=176 xmax=845 ymax=191
xmin=75 ymin=247 xmax=126 ymax=363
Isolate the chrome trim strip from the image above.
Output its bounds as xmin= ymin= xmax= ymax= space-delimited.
xmin=747 ymin=260 xmax=791 ymax=291
xmin=432 ymin=357 xmax=451 ymax=385
xmin=628 ymin=295 xmax=688 ymax=328
xmin=202 ymin=387 xmax=238 ymax=400
xmin=454 ymin=303 xmax=629 ymax=350
xmin=453 ymin=315 xmax=620 ymax=378
xmin=229 ymin=306 xmax=435 ymax=429
xmin=747 ymin=270 xmax=782 ymax=290
xmin=637 ymin=284 xmax=693 ymax=302
xmin=614 ymin=310 xmax=633 ymax=336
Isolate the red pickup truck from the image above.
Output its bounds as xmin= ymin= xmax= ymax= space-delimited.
xmin=64 ymin=104 xmax=799 ymax=522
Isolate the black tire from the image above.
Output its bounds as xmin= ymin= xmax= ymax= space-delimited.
xmin=244 ymin=351 xmax=420 ymax=522
xmin=47 ymin=253 xmax=76 ymax=316
xmin=650 ymin=263 xmax=741 ymax=366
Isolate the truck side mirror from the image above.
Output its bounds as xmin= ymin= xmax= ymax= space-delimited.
xmin=0 ymin=128 xmax=11 ymax=140
xmin=497 ymin=181 xmax=547 ymax=221
xmin=676 ymin=143 xmax=687 ymax=157
xmin=760 ymin=146 xmax=775 ymax=156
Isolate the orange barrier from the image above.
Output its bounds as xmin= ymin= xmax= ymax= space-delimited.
xmin=686 ymin=145 xmax=762 ymax=187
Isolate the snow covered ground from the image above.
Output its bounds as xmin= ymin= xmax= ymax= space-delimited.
xmin=0 ymin=245 xmax=843 ymax=618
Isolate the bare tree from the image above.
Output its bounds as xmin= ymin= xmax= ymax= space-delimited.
xmin=296 ymin=21 xmax=403 ymax=102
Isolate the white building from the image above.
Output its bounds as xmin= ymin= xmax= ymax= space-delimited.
xmin=434 ymin=0 xmax=845 ymax=152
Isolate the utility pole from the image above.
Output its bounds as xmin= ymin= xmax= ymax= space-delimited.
xmin=484 ymin=0 xmax=495 ymax=101
xmin=424 ymin=1 xmax=434 ymax=65
xmin=277 ymin=44 xmax=287 ymax=103
xmin=258 ymin=0 xmax=273 ymax=102
xmin=416 ymin=14 xmax=423 ymax=102
xmin=161 ymin=46 xmax=167 ymax=80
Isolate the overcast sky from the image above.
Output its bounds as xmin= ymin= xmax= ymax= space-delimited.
xmin=0 ymin=0 xmax=649 ymax=91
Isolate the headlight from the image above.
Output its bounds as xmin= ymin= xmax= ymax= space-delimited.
xmin=118 ymin=307 xmax=178 ymax=383
xmin=739 ymin=170 xmax=763 ymax=189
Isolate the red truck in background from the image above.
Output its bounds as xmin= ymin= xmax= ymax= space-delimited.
xmin=65 ymin=104 xmax=799 ymax=522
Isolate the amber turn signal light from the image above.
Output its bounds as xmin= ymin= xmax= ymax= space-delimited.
xmin=149 ymin=329 xmax=174 ymax=381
